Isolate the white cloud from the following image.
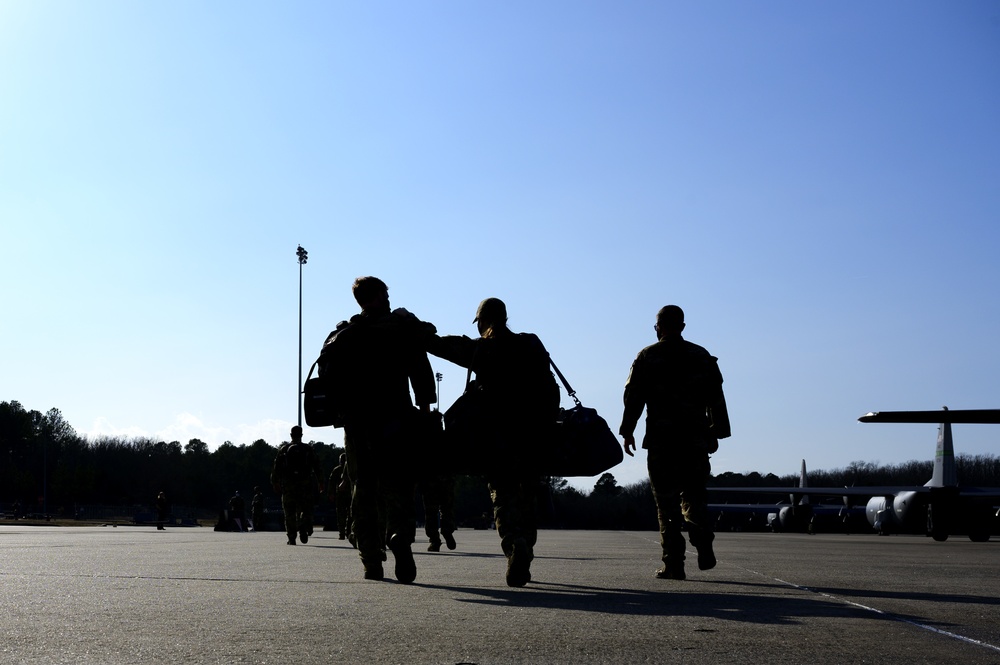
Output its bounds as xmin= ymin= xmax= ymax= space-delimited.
xmin=80 ymin=413 xmax=342 ymax=450
xmin=82 ymin=416 xmax=150 ymax=440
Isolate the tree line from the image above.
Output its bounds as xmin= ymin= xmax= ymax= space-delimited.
xmin=3 ymin=400 xmax=999 ymax=529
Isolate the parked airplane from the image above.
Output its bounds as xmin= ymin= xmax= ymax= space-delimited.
xmin=856 ymin=407 xmax=1000 ymax=541
xmin=710 ymin=408 xmax=1000 ymax=541
xmin=766 ymin=460 xmax=868 ymax=533
xmin=708 ymin=460 xmax=867 ymax=534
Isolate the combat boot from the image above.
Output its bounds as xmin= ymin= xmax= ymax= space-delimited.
xmin=696 ymin=542 xmax=716 ymax=571
xmin=655 ymin=564 xmax=685 ymax=580
xmin=388 ymin=534 xmax=416 ymax=584
xmin=444 ymin=531 xmax=457 ymax=550
xmin=655 ymin=554 xmax=685 ymax=580
xmin=299 ymin=530 xmax=309 ymax=544
xmin=506 ymin=538 xmax=531 ymax=587
xmin=363 ymin=561 xmax=384 ymax=581
xmin=690 ymin=532 xmax=716 ymax=570
xmin=427 ymin=538 xmax=442 ymax=552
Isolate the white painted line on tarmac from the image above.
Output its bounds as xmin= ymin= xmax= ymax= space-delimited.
xmin=769 ymin=575 xmax=1000 ymax=655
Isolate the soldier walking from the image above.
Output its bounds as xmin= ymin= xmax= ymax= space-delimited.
xmin=620 ymin=305 xmax=731 ymax=580
xmin=271 ymin=426 xmax=324 ymax=545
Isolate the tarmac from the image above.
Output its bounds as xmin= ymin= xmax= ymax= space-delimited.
xmin=2 ymin=525 xmax=999 ymax=665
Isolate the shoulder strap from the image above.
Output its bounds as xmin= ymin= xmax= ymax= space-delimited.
xmin=463 ymin=339 xmax=479 ymax=390
xmin=548 ymin=357 xmax=581 ymax=407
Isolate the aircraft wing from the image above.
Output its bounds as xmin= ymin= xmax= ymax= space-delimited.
xmin=709 ymin=486 xmax=926 ymax=498
xmin=707 ymin=502 xmax=788 ymax=512
xmin=859 ymin=409 xmax=1000 ymax=424
xmin=711 ymin=486 xmax=1000 ymax=500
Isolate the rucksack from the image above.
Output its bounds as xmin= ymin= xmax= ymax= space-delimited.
xmin=303 ymin=321 xmax=354 ymax=428
xmin=283 ymin=441 xmax=312 ymax=479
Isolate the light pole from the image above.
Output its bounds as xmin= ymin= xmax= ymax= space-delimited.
xmin=296 ymin=245 xmax=308 ymax=428
xmin=435 ymin=372 xmax=443 ymax=412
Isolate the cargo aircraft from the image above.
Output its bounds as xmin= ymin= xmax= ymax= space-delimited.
xmin=710 ymin=408 xmax=1000 ymax=541
xmin=709 ymin=459 xmax=866 ymax=534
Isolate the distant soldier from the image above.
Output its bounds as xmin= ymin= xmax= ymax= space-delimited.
xmin=620 ymin=305 xmax=731 ymax=580
xmin=155 ymin=491 xmax=169 ymax=531
xmin=229 ymin=491 xmax=246 ymax=532
xmin=421 ymin=474 xmax=457 ymax=552
xmin=271 ymin=426 xmax=324 ymax=545
xmin=327 ymin=453 xmax=353 ymax=541
xmin=250 ymin=486 xmax=265 ymax=532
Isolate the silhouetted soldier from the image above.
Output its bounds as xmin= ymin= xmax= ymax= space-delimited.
xmin=332 ymin=276 xmax=436 ymax=583
xmin=427 ymin=297 xmax=559 ymax=586
xmin=250 ymin=486 xmax=264 ymax=532
xmin=271 ymin=426 xmax=324 ymax=545
xmin=620 ymin=305 xmax=730 ymax=580
xmin=421 ymin=473 xmax=457 ymax=551
xmin=322 ymin=277 xmax=436 ymax=580
xmin=327 ymin=453 xmax=353 ymax=541
xmin=155 ymin=491 xmax=169 ymax=531
xmin=229 ymin=491 xmax=246 ymax=532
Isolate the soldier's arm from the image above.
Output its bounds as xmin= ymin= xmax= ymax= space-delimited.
xmin=270 ymin=470 xmax=281 ymax=493
xmin=708 ymin=390 xmax=731 ymax=440
xmin=426 ymin=334 xmax=477 ymax=369
xmin=706 ymin=359 xmax=731 ymax=440
xmin=409 ymin=350 xmax=437 ymax=409
xmin=619 ymin=357 xmax=646 ymax=439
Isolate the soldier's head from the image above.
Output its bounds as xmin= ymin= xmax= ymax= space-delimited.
xmin=655 ymin=305 xmax=685 ymax=338
xmin=473 ymin=297 xmax=508 ymax=338
xmin=290 ymin=425 xmax=303 ymax=442
xmin=352 ymin=276 xmax=390 ymax=314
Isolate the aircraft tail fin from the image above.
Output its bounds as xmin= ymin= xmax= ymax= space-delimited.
xmin=927 ymin=408 xmax=957 ymax=488
xmin=797 ymin=459 xmax=809 ymax=505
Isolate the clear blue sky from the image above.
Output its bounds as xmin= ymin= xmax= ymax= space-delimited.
xmin=2 ymin=2 xmax=998 ymax=492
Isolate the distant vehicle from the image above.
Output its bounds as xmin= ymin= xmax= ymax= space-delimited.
xmin=710 ymin=408 xmax=1000 ymax=541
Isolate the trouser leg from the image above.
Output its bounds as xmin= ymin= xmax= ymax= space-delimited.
xmin=681 ymin=484 xmax=713 ymax=548
xmin=647 ymin=448 xmax=687 ymax=566
xmin=423 ymin=499 xmax=441 ymax=542
xmin=489 ymin=475 xmax=537 ymax=558
xmin=383 ymin=464 xmax=416 ymax=545
xmin=439 ymin=476 xmax=457 ymax=536
xmin=346 ymin=434 xmax=382 ymax=566
xmin=281 ymin=494 xmax=298 ymax=539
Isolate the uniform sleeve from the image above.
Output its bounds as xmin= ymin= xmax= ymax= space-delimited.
xmin=408 ymin=348 xmax=437 ymax=408
xmin=619 ymin=354 xmax=647 ymax=437
xmin=270 ymin=448 xmax=285 ymax=486
xmin=706 ymin=359 xmax=731 ymax=439
xmin=426 ymin=334 xmax=478 ymax=369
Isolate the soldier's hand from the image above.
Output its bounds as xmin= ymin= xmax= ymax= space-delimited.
xmin=623 ymin=435 xmax=636 ymax=457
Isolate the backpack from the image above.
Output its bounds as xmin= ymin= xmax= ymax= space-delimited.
xmin=303 ymin=321 xmax=354 ymax=428
xmin=283 ymin=441 xmax=312 ymax=480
